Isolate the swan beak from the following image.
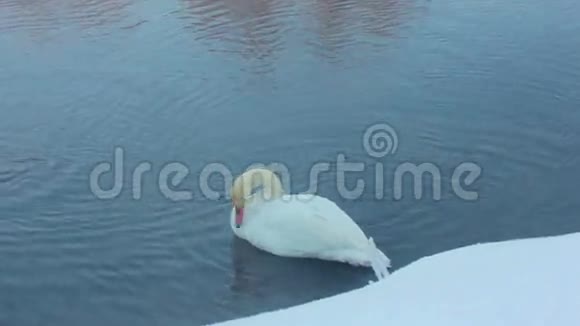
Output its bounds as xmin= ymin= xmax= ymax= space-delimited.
xmin=235 ymin=207 xmax=244 ymax=228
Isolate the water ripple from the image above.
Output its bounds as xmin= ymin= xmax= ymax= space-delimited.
xmin=176 ymin=0 xmax=419 ymax=70
xmin=0 ymin=0 xmax=135 ymax=36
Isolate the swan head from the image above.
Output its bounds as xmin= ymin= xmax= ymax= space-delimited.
xmin=231 ymin=168 xmax=284 ymax=228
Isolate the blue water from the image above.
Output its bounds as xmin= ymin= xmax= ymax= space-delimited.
xmin=1 ymin=0 xmax=580 ymax=325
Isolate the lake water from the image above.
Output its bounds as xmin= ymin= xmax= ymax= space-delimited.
xmin=1 ymin=0 xmax=580 ymax=325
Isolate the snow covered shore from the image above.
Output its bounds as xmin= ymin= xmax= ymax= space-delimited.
xmin=210 ymin=232 xmax=580 ymax=326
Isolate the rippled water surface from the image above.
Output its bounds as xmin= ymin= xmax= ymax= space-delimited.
xmin=1 ymin=0 xmax=580 ymax=325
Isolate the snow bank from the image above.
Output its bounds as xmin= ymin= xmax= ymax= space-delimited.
xmin=210 ymin=232 xmax=580 ymax=326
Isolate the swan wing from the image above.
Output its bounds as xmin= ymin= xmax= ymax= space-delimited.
xmin=243 ymin=195 xmax=369 ymax=258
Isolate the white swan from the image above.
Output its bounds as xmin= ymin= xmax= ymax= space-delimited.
xmin=229 ymin=168 xmax=391 ymax=280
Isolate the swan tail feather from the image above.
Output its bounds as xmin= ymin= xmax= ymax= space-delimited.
xmin=367 ymin=237 xmax=391 ymax=281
